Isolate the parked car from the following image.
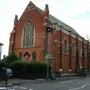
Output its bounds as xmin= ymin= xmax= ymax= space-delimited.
xmin=6 ymin=68 xmax=13 ymax=77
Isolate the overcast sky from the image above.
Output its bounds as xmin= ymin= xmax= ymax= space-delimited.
xmin=0 ymin=0 xmax=90 ymax=58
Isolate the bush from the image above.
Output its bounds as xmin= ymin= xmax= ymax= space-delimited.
xmin=10 ymin=61 xmax=25 ymax=72
xmin=24 ymin=62 xmax=47 ymax=73
xmin=10 ymin=61 xmax=48 ymax=79
xmin=11 ymin=61 xmax=47 ymax=73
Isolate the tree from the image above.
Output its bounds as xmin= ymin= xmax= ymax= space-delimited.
xmin=3 ymin=52 xmax=21 ymax=66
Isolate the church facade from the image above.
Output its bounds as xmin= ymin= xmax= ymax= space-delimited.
xmin=9 ymin=1 xmax=90 ymax=75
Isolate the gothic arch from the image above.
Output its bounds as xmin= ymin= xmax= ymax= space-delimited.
xmin=22 ymin=20 xmax=35 ymax=48
xmin=63 ymin=38 xmax=68 ymax=54
xmin=72 ymin=41 xmax=76 ymax=56
xmin=78 ymin=44 xmax=82 ymax=58
xmin=23 ymin=51 xmax=31 ymax=60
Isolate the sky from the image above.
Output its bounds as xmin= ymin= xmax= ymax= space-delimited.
xmin=0 ymin=0 xmax=90 ymax=58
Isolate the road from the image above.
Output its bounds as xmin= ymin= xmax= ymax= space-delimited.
xmin=1 ymin=77 xmax=90 ymax=90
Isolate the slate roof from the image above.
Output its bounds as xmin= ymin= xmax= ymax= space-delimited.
xmin=49 ymin=15 xmax=79 ymax=35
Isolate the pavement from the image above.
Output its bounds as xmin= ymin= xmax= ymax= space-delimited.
xmin=0 ymin=76 xmax=82 ymax=87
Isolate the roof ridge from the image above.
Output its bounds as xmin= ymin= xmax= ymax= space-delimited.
xmin=49 ymin=15 xmax=79 ymax=36
xmin=24 ymin=1 xmax=36 ymax=12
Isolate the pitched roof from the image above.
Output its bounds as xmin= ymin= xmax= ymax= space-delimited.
xmin=49 ymin=15 xmax=79 ymax=35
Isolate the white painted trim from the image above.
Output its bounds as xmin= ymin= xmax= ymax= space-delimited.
xmin=54 ymin=25 xmax=61 ymax=31
xmin=78 ymin=37 xmax=82 ymax=41
xmin=62 ymin=29 xmax=69 ymax=35
xmin=71 ymin=34 xmax=76 ymax=38
xmin=59 ymin=69 xmax=63 ymax=72
xmin=68 ymin=69 xmax=72 ymax=72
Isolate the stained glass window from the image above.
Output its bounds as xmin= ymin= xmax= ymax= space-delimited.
xmin=23 ymin=22 xmax=34 ymax=48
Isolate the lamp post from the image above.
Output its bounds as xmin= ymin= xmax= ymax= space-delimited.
xmin=45 ymin=52 xmax=54 ymax=81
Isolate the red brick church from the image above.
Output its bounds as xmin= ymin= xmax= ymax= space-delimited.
xmin=9 ymin=1 xmax=90 ymax=75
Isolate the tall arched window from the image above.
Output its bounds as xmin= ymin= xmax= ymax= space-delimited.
xmin=84 ymin=50 xmax=87 ymax=59
xmin=72 ymin=42 xmax=76 ymax=56
xmin=63 ymin=39 xmax=68 ymax=54
xmin=78 ymin=45 xmax=82 ymax=57
xmin=23 ymin=21 xmax=34 ymax=48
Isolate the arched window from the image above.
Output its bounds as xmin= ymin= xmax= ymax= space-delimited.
xmin=23 ymin=21 xmax=34 ymax=48
xmin=85 ymin=50 xmax=87 ymax=59
xmin=72 ymin=42 xmax=76 ymax=56
xmin=63 ymin=39 xmax=68 ymax=54
xmin=32 ymin=51 xmax=36 ymax=61
xmin=78 ymin=45 xmax=82 ymax=57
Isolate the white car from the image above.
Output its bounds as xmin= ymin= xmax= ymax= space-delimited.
xmin=6 ymin=68 xmax=13 ymax=77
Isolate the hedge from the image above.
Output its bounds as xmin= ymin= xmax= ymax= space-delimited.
xmin=10 ymin=61 xmax=50 ymax=79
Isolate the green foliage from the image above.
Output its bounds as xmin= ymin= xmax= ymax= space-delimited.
xmin=0 ymin=52 xmax=51 ymax=79
xmin=10 ymin=61 xmax=47 ymax=74
xmin=25 ymin=62 xmax=47 ymax=73
xmin=3 ymin=52 xmax=21 ymax=65
xmin=10 ymin=61 xmax=25 ymax=72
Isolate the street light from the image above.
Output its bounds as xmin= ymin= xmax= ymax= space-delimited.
xmin=44 ymin=52 xmax=54 ymax=81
